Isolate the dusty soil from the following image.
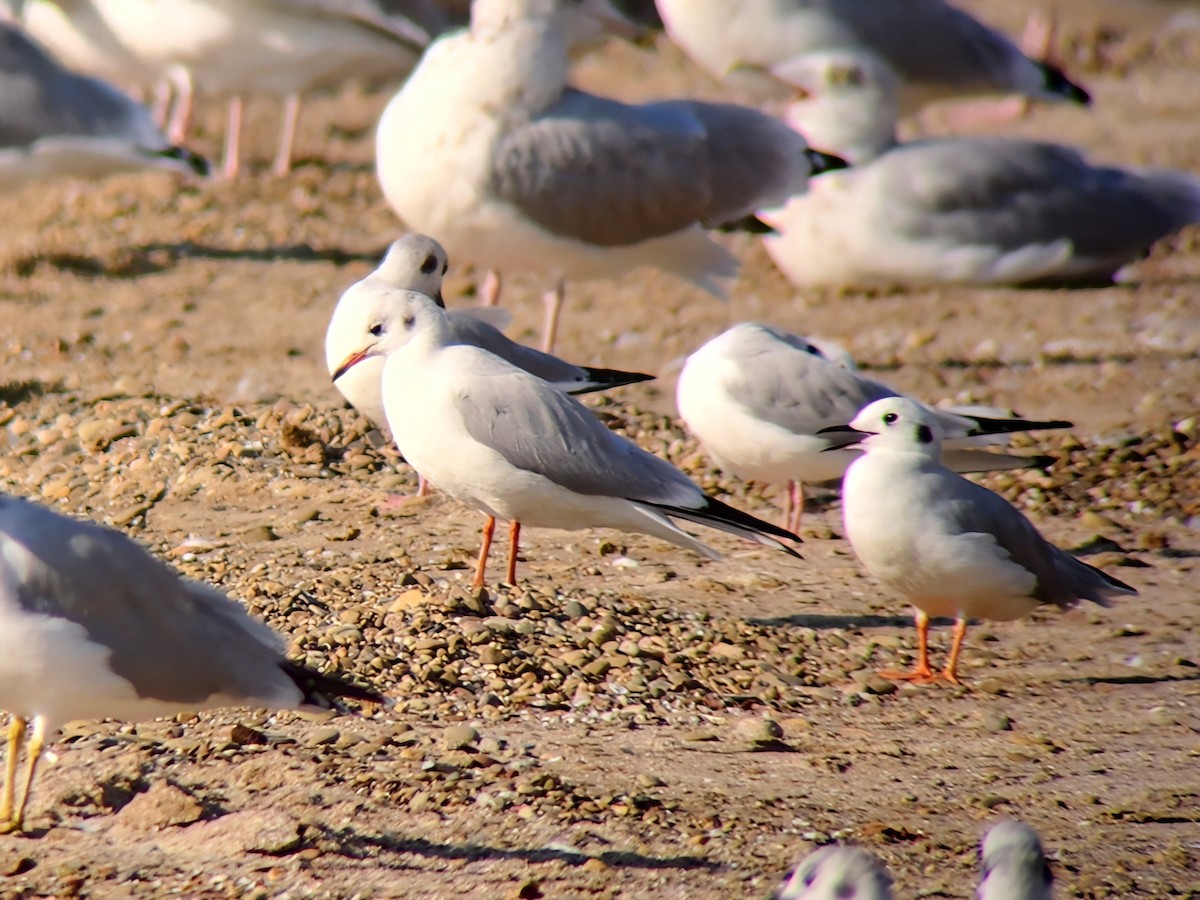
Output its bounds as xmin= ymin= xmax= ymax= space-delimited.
xmin=1 ymin=1 xmax=1198 ymax=897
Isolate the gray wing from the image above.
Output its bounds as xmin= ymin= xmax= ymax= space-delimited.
xmin=724 ymin=325 xmax=897 ymax=435
xmin=253 ymin=0 xmax=436 ymax=48
xmin=452 ymin=355 xmax=699 ymax=506
xmin=653 ymin=99 xmax=812 ymax=222
xmin=0 ymin=496 xmax=297 ymax=707
xmin=0 ymin=23 xmax=164 ymax=148
xmin=445 ymin=311 xmax=586 ymax=385
xmin=875 ymin=138 xmax=1200 ymax=262
xmin=489 ymin=88 xmax=712 ymax=246
xmin=939 ymin=475 xmax=1134 ymax=608
xmin=830 ymin=0 xmax=1033 ymax=93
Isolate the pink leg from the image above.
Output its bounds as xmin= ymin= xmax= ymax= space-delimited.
xmin=272 ymin=93 xmax=302 ymax=177
xmin=787 ymin=480 xmax=804 ymax=534
xmin=222 ymin=95 xmax=244 ymax=180
xmin=541 ymin=279 xmax=565 ymax=354
xmin=416 ymin=474 xmax=430 ymax=497
xmin=150 ymin=79 xmax=172 ymax=127
xmin=482 ymin=270 xmax=502 ymax=307
xmin=165 ymin=65 xmax=194 ymax=145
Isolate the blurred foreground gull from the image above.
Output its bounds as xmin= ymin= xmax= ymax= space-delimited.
xmin=0 ymin=22 xmax=207 ymax=188
xmin=331 ymin=290 xmax=801 ymax=588
xmin=821 ymin=398 xmax=1136 ymax=684
xmin=774 ymin=845 xmax=893 ymax=899
xmin=654 ymin=0 xmax=1089 ymax=114
xmin=15 ymin=0 xmax=437 ymax=178
xmin=326 ymin=234 xmax=653 ymax=438
xmin=677 ymin=323 xmax=1071 ymax=532
xmin=0 ymin=493 xmax=384 ymax=834
xmin=979 ymin=821 xmax=1055 ymax=900
xmin=761 ymin=51 xmax=1200 ymax=289
xmin=376 ymin=0 xmax=847 ymax=352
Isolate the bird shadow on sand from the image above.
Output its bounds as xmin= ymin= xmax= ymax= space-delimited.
xmin=312 ymin=825 xmax=719 ymax=872
xmin=6 ymin=242 xmax=388 ymax=280
xmin=748 ymin=612 xmax=945 ymax=630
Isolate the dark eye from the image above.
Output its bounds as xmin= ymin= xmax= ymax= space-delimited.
xmin=420 ymin=253 xmax=438 ymax=275
xmin=441 ymin=261 xmax=448 ymax=275
xmin=882 ymin=412 xmax=898 ymax=425
xmin=368 ymin=323 xmax=383 ymax=336
xmin=402 ymin=314 xmax=416 ymax=328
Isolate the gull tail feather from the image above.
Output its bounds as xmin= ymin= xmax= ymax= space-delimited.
xmin=645 ymin=497 xmax=803 ymax=558
xmin=565 ymin=367 xmax=655 ymax=395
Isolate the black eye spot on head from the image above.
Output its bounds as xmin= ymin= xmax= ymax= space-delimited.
xmin=803 ymin=871 xmax=817 ymax=887
xmin=368 ymin=323 xmax=383 ymax=337
xmin=441 ymin=261 xmax=448 ymax=275
xmin=882 ymin=412 xmax=899 ymax=425
xmin=916 ymin=424 xmax=933 ymax=444
xmin=402 ymin=314 xmax=416 ymax=329
xmin=420 ymin=253 xmax=438 ymax=275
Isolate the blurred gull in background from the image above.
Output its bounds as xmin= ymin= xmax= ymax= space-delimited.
xmin=376 ymin=0 xmax=847 ymax=352
xmin=677 ymin=322 xmax=1071 ymax=532
xmin=759 ymin=50 xmax=1200 ymax=289
xmin=0 ymin=21 xmax=207 ymax=187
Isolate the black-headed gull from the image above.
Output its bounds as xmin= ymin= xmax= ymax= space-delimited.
xmin=326 ymin=233 xmax=653 ymax=439
xmin=331 ymin=290 xmax=802 ymax=588
xmin=760 ymin=51 xmax=1200 ymax=289
xmin=375 ymin=0 xmax=846 ymax=351
xmin=677 ymin=323 xmax=1071 ymax=532
xmin=978 ymin=820 xmax=1055 ymax=900
xmin=0 ymin=22 xmax=208 ymax=187
xmin=773 ymin=844 xmax=893 ymax=899
xmin=821 ymin=397 xmax=1135 ymax=684
xmin=654 ymin=0 xmax=1089 ymax=115
xmin=0 ymin=493 xmax=383 ymax=834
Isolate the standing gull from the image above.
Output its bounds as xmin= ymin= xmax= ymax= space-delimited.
xmin=0 ymin=493 xmax=383 ymax=834
xmin=16 ymin=0 xmax=437 ymax=178
xmin=0 ymin=22 xmax=207 ymax=188
xmin=326 ymin=233 xmax=654 ymax=439
xmin=331 ymin=291 xmax=801 ymax=588
xmin=978 ymin=821 xmax=1055 ymax=900
xmin=820 ymin=397 xmax=1136 ymax=684
xmin=677 ymin=323 xmax=1071 ymax=532
xmin=654 ymin=0 xmax=1089 ymax=115
xmin=760 ymin=51 xmax=1200 ymax=289
xmin=375 ymin=0 xmax=847 ymax=352
xmin=774 ymin=845 xmax=893 ymax=899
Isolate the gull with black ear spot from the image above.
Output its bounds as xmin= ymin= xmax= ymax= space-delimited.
xmin=326 ymin=233 xmax=654 ymax=441
xmin=676 ymin=322 xmax=1071 ymax=533
xmin=820 ymin=397 xmax=1136 ymax=685
xmin=331 ymin=291 xmax=802 ymax=589
xmin=978 ymin=820 xmax=1055 ymax=900
xmin=773 ymin=844 xmax=893 ymax=899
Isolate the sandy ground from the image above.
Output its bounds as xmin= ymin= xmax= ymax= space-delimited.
xmin=0 ymin=1 xmax=1198 ymax=897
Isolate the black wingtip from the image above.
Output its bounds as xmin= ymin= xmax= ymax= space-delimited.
xmin=280 ymin=661 xmax=386 ymax=708
xmin=570 ymin=367 xmax=655 ymax=394
xmin=966 ymin=417 xmax=1073 ymax=436
xmin=649 ymin=496 xmax=803 ymax=558
xmin=712 ymin=214 xmax=778 ymax=235
xmin=805 ymin=148 xmax=850 ymax=176
xmin=158 ymin=144 xmax=211 ymax=177
xmin=1039 ymin=61 xmax=1091 ymax=105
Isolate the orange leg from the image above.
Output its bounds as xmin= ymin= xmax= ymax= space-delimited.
xmin=473 ymin=515 xmax=495 ymax=589
xmin=505 ymin=520 xmax=521 ymax=585
xmin=941 ymin=617 xmax=968 ymax=685
xmin=881 ymin=609 xmax=937 ymax=683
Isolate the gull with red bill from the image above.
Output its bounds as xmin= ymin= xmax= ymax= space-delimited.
xmin=819 ymin=397 xmax=1135 ymax=685
xmin=331 ymin=289 xmax=802 ymax=589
